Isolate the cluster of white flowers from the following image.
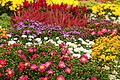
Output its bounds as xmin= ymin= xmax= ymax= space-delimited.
xmin=46 ymin=37 xmax=94 ymax=59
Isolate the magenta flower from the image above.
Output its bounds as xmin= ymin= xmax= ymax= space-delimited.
xmin=18 ymin=62 xmax=25 ymax=72
xmin=39 ymin=77 xmax=49 ymax=80
xmin=45 ymin=61 xmax=52 ymax=68
xmin=47 ymin=70 xmax=54 ymax=75
xmin=38 ymin=64 xmax=46 ymax=72
xmin=58 ymin=61 xmax=66 ymax=68
xmin=18 ymin=50 xmax=23 ymax=55
xmin=30 ymin=54 xmax=37 ymax=60
xmin=28 ymin=48 xmax=33 ymax=53
xmin=82 ymin=54 xmax=88 ymax=59
xmin=0 ymin=59 xmax=6 ymax=68
xmin=18 ymin=75 xmax=28 ymax=80
xmin=56 ymin=75 xmax=65 ymax=80
xmin=90 ymin=76 xmax=97 ymax=80
xmin=5 ymin=68 xmax=14 ymax=79
xmin=64 ymin=68 xmax=71 ymax=74
xmin=30 ymin=64 xmax=38 ymax=70
xmin=61 ymin=49 xmax=66 ymax=55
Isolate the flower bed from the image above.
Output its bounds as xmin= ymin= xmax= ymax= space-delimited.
xmin=0 ymin=0 xmax=120 ymax=80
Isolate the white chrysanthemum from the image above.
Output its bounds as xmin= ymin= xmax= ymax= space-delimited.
xmin=56 ymin=37 xmax=59 ymax=40
xmin=7 ymin=34 xmax=12 ymax=37
xmin=57 ymin=40 xmax=63 ymax=44
xmin=72 ymin=54 xmax=81 ymax=58
xmin=21 ymin=35 xmax=27 ymax=38
xmin=13 ymin=38 xmax=18 ymax=40
xmin=28 ymin=35 xmax=34 ymax=39
xmin=35 ymin=38 xmax=41 ymax=42
xmin=26 ymin=42 xmax=32 ymax=46
xmin=74 ymin=48 xmax=81 ymax=53
xmin=8 ymin=40 xmax=16 ymax=45
xmin=44 ymin=37 xmax=48 ymax=40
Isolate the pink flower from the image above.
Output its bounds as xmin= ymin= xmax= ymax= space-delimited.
xmin=47 ymin=70 xmax=54 ymax=75
xmin=18 ymin=62 xmax=25 ymax=72
xmin=90 ymin=76 xmax=97 ymax=80
xmin=18 ymin=50 xmax=22 ymax=55
xmin=56 ymin=75 xmax=65 ymax=80
xmin=80 ymin=57 xmax=88 ymax=63
xmin=101 ymin=28 xmax=108 ymax=33
xmin=18 ymin=75 xmax=28 ymax=80
xmin=58 ymin=61 xmax=66 ymax=68
xmin=30 ymin=64 xmax=38 ymax=70
xmin=5 ymin=68 xmax=14 ymax=79
xmin=64 ymin=68 xmax=71 ymax=74
xmin=38 ymin=64 xmax=46 ymax=72
xmin=61 ymin=49 xmax=66 ymax=55
xmin=91 ymin=31 xmax=96 ymax=35
xmin=0 ymin=60 xmax=6 ymax=68
xmin=98 ymin=31 xmax=103 ymax=36
xmin=82 ymin=54 xmax=88 ymax=59
xmin=95 ymin=22 xmax=100 ymax=26
xmin=28 ymin=48 xmax=33 ymax=53
xmin=112 ymin=29 xmax=117 ymax=35
xmin=45 ymin=61 xmax=52 ymax=68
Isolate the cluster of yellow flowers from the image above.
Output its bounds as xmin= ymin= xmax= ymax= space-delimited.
xmin=0 ymin=0 xmax=33 ymax=10
xmin=92 ymin=35 xmax=120 ymax=62
xmin=91 ymin=3 xmax=120 ymax=16
xmin=46 ymin=0 xmax=79 ymax=6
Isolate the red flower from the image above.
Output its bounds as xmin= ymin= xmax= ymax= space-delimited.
xmin=82 ymin=6 xmax=87 ymax=13
xmin=0 ymin=59 xmax=6 ymax=68
xmin=64 ymin=68 xmax=71 ymax=74
xmin=58 ymin=61 xmax=66 ymax=68
xmin=31 ymin=54 xmax=37 ymax=60
xmin=18 ymin=62 xmax=25 ymax=72
xmin=0 ymin=72 xmax=2 ymax=77
xmin=19 ymin=54 xmax=27 ymax=61
xmin=38 ymin=64 xmax=46 ymax=72
xmin=23 ymin=0 xmax=29 ymax=8
xmin=30 ymin=64 xmax=38 ymax=70
xmin=5 ymin=68 xmax=14 ymax=79
xmin=90 ymin=76 xmax=97 ymax=80
xmin=39 ymin=77 xmax=49 ymax=80
xmin=18 ymin=75 xmax=28 ymax=80
xmin=112 ymin=29 xmax=117 ymax=35
xmin=33 ymin=48 xmax=37 ymax=52
xmin=56 ymin=75 xmax=65 ymax=80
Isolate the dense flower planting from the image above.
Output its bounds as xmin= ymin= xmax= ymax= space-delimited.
xmin=0 ymin=0 xmax=120 ymax=80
